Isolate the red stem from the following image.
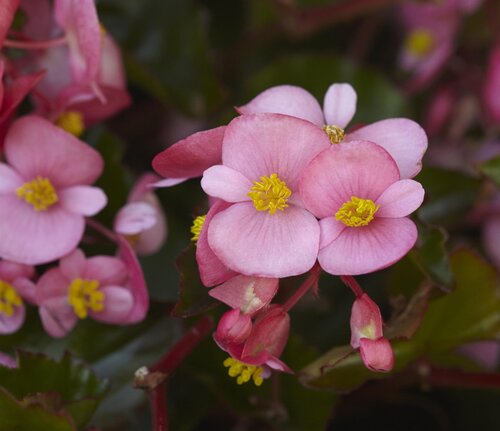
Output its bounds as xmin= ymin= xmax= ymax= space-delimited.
xmin=282 ymin=263 xmax=321 ymax=312
xmin=3 ymin=36 xmax=67 ymax=50
xmin=427 ymin=368 xmax=500 ymax=390
xmin=340 ymin=275 xmax=364 ymax=298
xmin=86 ymin=218 xmax=119 ymax=243
xmin=150 ymin=384 xmax=168 ymax=431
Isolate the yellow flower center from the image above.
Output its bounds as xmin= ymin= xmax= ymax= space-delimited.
xmin=223 ymin=357 xmax=264 ymax=386
xmin=405 ymin=29 xmax=435 ymax=58
xmin=68 ymin=278 xmax=104 ymax=319
xmin=323 ymin=124 xmax=345 ymax=144
xmin=16 ymin=176 xmax=58 ymax=211
xmin=0 ymin=280 xmax=22 ymax=317
xmin=335 ymin=196 xmax=379 ymax=227
xmin=190 ymin=215 xmax=206 ymax=243
xmin=55 ymin=111 xmax=85 ymax=137
xmin=248 ymin=173 xmax=291 ymax=215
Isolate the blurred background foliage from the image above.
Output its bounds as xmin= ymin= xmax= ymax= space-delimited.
xmin=1 ymin=0 xmax=499 ymax=430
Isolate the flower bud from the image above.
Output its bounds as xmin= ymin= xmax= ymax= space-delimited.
xmin=214 ymin=309 xmax=252 ymax=348
xmin=350 ymin=293 xmax=383 ymax=349
xmin=359 ymin=338 xmax=394 ymax=372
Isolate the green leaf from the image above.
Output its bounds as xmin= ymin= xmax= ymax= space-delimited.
xmin=478 ymin=155 xmax=500 ymax=188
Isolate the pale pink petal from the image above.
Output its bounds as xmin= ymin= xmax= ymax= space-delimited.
xmin=99 ymin=35 xmax=126 ymax=87
xmin=92 ymin=286 xmax=134 ymax=323
xmin=128 ymin=173 xmax=161 ymax=202
xmin=4 ymin=116 xmax=104 ymax=187
xmin=265 ymin=356 xmax=293 ymax=374
xmin=237 ymin=85 xmax=324 ymax=127
xmin=458 ymin=341 xmax=500 ymax=371
xmin=222 ymin=114 xmax=330 ymax=192
xmin=350 ymin=293 xmax=383 ymax=348
xmin=208 ymin=202 xmax=320 ymax=277
xmin=84 ymin=256 xmax=128 ymax=286
xmin=0 ymin=196 xmax=84 ymax=265
xmin=150 ymin=178 xmax=187 ymax=188
xmin=376 ymin=180 xmax=425 ymax=218
xmin=0 ymin=260 xmax=35 ymax=281
xmin=359 ymin=337 xmax=394 ymax=372
xmin=133 ymin=203 xmax=167 ymax=255
xmin=0 ymin=352 xmax=16 ymax=368
xmin=319 ymin=217 xmax=346 ymax=249
xmin=152 ymin=126 xmax=226 ymax=179
xmin=0 ymin=304 xmax=25 ymax=334
xmin=323 ymin=83 xmax=357 ymax=128
xmin=318 ymin=218 xmax=418 ymax=275
xmin=345 ymin=119 xmax=428 ymax=179
xmin=209 ymin=276 xmax=279 ymax=315
xmin=59 ymin=186 xmax=107 ymax=216
xmin=300 ymin=141 xmax=400 ymax=218
xmin=59 ymin=248 xmax=86 ymax=281
xmin=39 ymin=298 xmax=78 ymax=338
xmin=35 ymin=268 xmax=70 ymax=302
xmin=201 ymin=165 xmax=252 ymax=202
xmin=483 ymin=217 xmax=500 ymax=270
xmin=11 ymin=278 xmax=36 ymax=304
xmin=0 ymin=163 xmax=23 ymax=193
xmin=114 ymin=202 xmax=157 ymax=235
xmin=196 ymin=200 xmax=237 ymax=287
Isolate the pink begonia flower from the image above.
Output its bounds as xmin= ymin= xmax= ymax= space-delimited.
xmin=201 ymin=113 xmax=330 ymax=278
xmin=483 ymin=42 xmax=500 ymax=125
xmin=152 ymin=125 xmax=226 ymax=186
xmin=458 ymin=341 xmax=500 ymax=371
xmin=238 ymin=83 xmax=427 ymax=179
xmin=424 ymin=84 xmax=456 ymax=137
xmin=114 ymin=173 xmax=167 ymax=255
xmin=0 ymin=0 xmax=19 ymax=47
xmin=0 ymin=260 xmax=36 ymax=334
xmin=0 ymin=351 xmax=16 ymax=368
xmin=37 ymin=248 xmax=145 ymax=337
xmin=300 ymin=140 xmax=425 ymax=275
xmin=350 ymin=293 xmax=394 ymax=372
xmin=0 ymin=116 xmax=106 ymax=265
xmin=214 ymin=308 xmax=253 ymax=348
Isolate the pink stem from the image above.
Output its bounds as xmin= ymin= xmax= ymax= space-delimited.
xmin=3 ymin=36 xmax=67 ymax=50
xmin=283 ymin=263 xmax=321 ymax=312
xmin=340 ymin=275 xmax=364 ymax=298
xmin=86 ymin=218 xmax=119 ymax=243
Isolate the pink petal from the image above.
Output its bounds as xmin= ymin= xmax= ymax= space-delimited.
xmin=0 ymin=163 xmax=23 ymax=193
xmin=19 ymin=0 xmax=52 ymax=40
xmin=0 ymin=0 xmax=19 ymax=47
xmin=84 ymin=256 xmax=128 ymax=286
xmin=59 ymin=185 xmax=107 ymax=216
xmin=222 ymin=114 xmax=330 ymax=192
xmin=345 ymin=119 xmax=428 ymax=179
xmin=150 ymin=178 xmax=187 ymax=188
xmin=299 ymin=141 xmax=400 ymax=219
xmin=152 ymin=126 xmax=226 ymax=179
xmin=483 ymin=217 xmax=500 ymax=270
xmin=0 ymin=260 xmax=34 ymax=282
xmin=350 ymin=293 xmax=383 ymax=348
xmin=201 ymin=165 xmax=253 ymax=202
xmin=319 ymin=217 xmax=346 ymax=249
xmin=0 ymin=304 xmax=25 ymax=334
xmin=237 ymin=85 xmax=324 ymax=127
xmin=208 ymin=202 xmax=320 ymax=277
xmin=92 ymin=285 xmax=134 ymax=323
xmin=265 ymin=356 xmax=293 ymax=374
xmin=114 ymin=202 xmax=157 ymax=235
xmin=196 ymin=200 xmax=237 ymax=287
xmin=128 ymin=173 xmax=161 ymax=202
xmin=376 ymin=179 xmax=424 ymax=218
xmin=318 ymin=217 xmax=418 ymax=275
xmin=483 ymin=43 xmax=500 ymax=124
xmin=209 ymin=275 xmax=279 ymax=314
xmin=214 ymin=309 xmax=253 ymax=347
xmin=0 ymin=352 xmax=16 ymax=368
xmin=59 ymin=248 xmax=86 ymax=281
xmin=0 ymin=195 xmax=84 ymax=265
xmin=39 ymin=297 xmax=78 ymax=338
xmin=133 ymin=203 xmax=167 ymax=255
xmin=359 ymin=337 xmax=394 ymax=372
xmin=323 ymin=83 xmax=357 ymax=128
xmin=12 ymin=278 xmax=37 ymax=304
xmin=35 ymin=268 xmax=70 ymax=302
xmin=4 ymin=116 xmax=104 ymax=187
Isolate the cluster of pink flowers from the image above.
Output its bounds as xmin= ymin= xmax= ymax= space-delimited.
xmin=154 ymin=83 xmax=428 ymax=384
xmin=0 ymin=0 xmax=165 ymax=338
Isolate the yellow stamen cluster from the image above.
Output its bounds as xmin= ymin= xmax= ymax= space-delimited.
xmin=248 ymin=173 xmax=291 ymax=215
xmin=335 ymin=196 xmax=379 ymax=227
xmin=323 ymin=124 xmax=345 ymax=144
xmin=0 ymin=280 xmax=22 ymax=317
xmin=68 ymin=278 xmax=104 ymax=319
xmin=55 ymin=111 xmax=85 ymax=137
xmin=16 ymin=176 xmax=58 ymax=211
xmin=190 ymin=215 xmax=206 ymax=243
xmin=223 ymin=357 xmax=264 ymax=386
xmin=405 ymin=29 xmax=435 ymax=58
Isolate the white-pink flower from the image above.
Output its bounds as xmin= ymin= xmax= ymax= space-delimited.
xmin=300 ymin=140 xmax=425 ymax=275
xmin=0 ymin=116 xmax=106 ymax=265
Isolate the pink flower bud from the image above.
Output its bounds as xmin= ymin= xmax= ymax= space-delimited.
xmin=214 ymin=309 xmax=252 ymax=348
xmin=350 ymin=293 xmax=383 ymax=349
xmin=359 ymin=338 xmax=394 ymax=372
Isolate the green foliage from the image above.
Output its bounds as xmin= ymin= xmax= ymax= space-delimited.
xmin=478 ymin=155 xmax=500 ymax=187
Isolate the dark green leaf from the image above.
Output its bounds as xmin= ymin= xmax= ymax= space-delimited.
xmin=478 ymin=155 xmax=500 ymax=188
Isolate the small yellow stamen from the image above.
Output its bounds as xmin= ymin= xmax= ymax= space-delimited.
xmin=335 ymin=196 xmax=379 ymax=227
xmin=223 ymin=357 xmax=264 ymax=386
xmin=16 ymin=176 xmax=58 ymax=211
xmin=190 ymin=215 xmax=206 ymax=243
xmin=0 ymin=280 xmax=22 ymax=317
xmin=323 ymin=124 xmax=345 ymax=144
xmin=55 ymin=111 xmax=85 ymax=137
xmin=405 ymin=29 xmax=435 ymax=58
xmin=68 ymin=278 xmax=104 ymax=319
xmin=248 ymin=173 xmax=291 ymax=215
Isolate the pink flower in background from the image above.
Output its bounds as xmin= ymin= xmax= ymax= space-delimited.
xmin=0 ymin=116 xmax=106 ymax=264
xmin=201 ymin=113 xmax=330 ymax=278
xmin=0 ymin=351 xmax=16 ymax=368
xmin=483 ymin=42 xmax=500 ymax=125
xmin=350 ymin=293 xmax=394 ymax=372
xmin=238 ymin=83 xmax=427 ymax=179
xmin=0 ymin=260 xmax=36 ymax=334
xmin=37 ymin=248 xmax=139 ymax=337
xmin=300 ymin=140 xmax=424 ymax=275
xmin=0 ymin=0 xmax=19 ymax=48
xmin=114 ymin=173 xmax=167 ymax=255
